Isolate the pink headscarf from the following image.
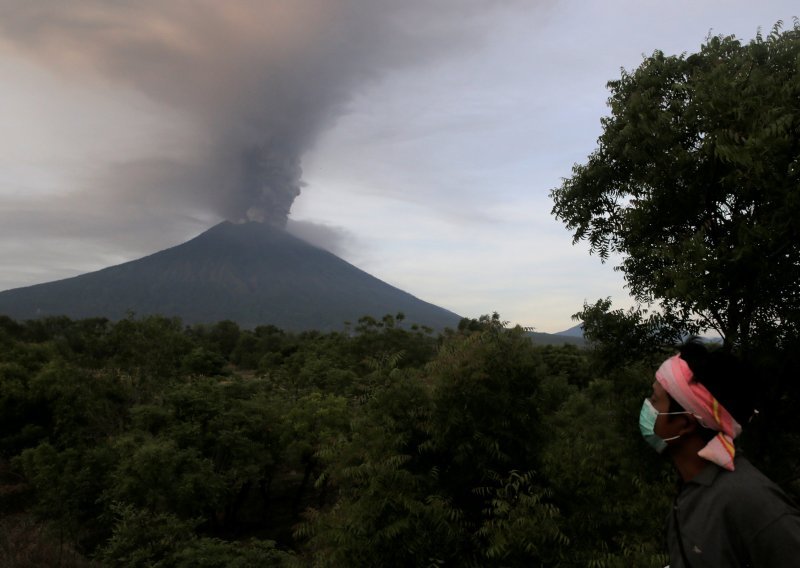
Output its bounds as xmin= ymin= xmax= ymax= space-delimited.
xmin=655 ymin=355 xmax=742 ymax=471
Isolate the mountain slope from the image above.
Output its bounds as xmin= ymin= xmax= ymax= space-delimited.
xmin=0 ymin=222 xmax=461 ymax=330
xmin=554 ymin=323 xmax=584 ymax=338
xmin=526 ymin=331 xmax=585 ymax=346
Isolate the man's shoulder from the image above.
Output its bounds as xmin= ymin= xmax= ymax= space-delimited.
xmin=713 ymin=457 xmax=798 ymax=526
xmin=711 ymin=458 xmax=770 ymax=494
xmin=715 ymin=457 xmax=780 ymax=493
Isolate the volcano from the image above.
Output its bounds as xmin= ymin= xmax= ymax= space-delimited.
xmin=0 ymin=222 xmax=461 ymax=330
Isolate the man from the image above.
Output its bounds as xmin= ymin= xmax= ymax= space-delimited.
xmin=640 ymin=340 xmax=800 ymax=567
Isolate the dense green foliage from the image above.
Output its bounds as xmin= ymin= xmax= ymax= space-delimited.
xmin=551 ymin=21 xmax=800 ymax=349
xmin=1 ymin=312 xmax=686 ymax=567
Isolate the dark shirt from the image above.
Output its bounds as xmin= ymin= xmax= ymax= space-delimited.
xmin=667 ymin=456 xmax=800 ymax=567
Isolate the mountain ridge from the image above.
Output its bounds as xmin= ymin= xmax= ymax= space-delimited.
xmin=0 ymin=221 xmax=462 ymax=331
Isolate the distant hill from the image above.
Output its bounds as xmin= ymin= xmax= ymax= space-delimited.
xmin=0 ymin=221 xmax=462 ymax=331
xmin=554 ymin=323 xmax=584 ymax=338
xmin=525 ymin=330 xmax=585 ymax=347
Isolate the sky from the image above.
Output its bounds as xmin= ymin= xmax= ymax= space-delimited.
xmin=0 ymin=1 xmax=796 ymax=333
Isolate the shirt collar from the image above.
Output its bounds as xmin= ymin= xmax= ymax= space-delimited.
xmin=687 ymin=462 xmax=722 ymax=487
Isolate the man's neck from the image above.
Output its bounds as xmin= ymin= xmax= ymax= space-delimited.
xmin=670 ymin=435 xmax=713 ymax=482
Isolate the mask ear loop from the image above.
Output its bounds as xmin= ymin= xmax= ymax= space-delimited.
xmin=661 ymin=413 xmax=707 ymax=443
xmin=657 ymin=407 xmax=709 ymax=429
xmin=658 ymin=410 xmax=713 ymax=430
xmin=655 ymin=410 xmax=694 ymax=443
xmin=672 ymin=411 xmax=709 ymax=429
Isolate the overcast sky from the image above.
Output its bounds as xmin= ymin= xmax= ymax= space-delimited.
xmin=0 ymin=1 xmax=795 ymax=332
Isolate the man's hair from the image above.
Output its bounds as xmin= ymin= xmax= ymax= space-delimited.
xmin=671 ymin=338 xmax=756 ymax=428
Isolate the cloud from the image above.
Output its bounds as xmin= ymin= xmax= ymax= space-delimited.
xmin=0 ymin=189 xmax=215 ymax=291
xmin=0 ymin=0 xmax=516 ymax=226
xmin=286 ymin=219 xmax=355 ymax=258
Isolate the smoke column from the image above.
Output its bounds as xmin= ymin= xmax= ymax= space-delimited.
xmin=0 ymin=1 xmax=498 ymax=226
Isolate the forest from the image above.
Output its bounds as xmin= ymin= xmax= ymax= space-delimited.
xmin=1 ymin=308 xmax=799 ymax=567
xmin=0 ymin=312 xmax=690 ymax=566
xmin=0 ymin=302 xmax=800 ymax=567
xmin=3 ymin=20 xmax=800 ymax=568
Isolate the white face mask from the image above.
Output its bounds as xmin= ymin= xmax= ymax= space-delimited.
xmin=639 ymin=398 xmax=686 ymax=453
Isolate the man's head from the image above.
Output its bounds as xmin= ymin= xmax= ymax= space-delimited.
xmin=640 ymin=339 xmax=755 ymax=470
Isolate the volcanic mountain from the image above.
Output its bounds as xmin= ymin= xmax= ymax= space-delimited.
xmin=0 ymin=222 xmax=461 ymax=331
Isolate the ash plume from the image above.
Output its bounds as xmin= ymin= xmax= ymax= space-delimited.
xmin=0 ymin=1 xmax=500 ymax=226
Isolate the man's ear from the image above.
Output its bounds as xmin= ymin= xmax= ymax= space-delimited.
xmin=677 ymin=414 xmax=700 ymax=437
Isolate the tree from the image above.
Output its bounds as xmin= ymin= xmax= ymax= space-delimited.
xmin=300 ymin=319 xmax=562 ymax=565
xmin=576 ymin=298 xmax=687 ymax=371
xmin=551 ymin=21 xmax=800 ymax=349
xmin=107 ymin=315 xmax=192 ymax=382
xmin=97 ymin=504 xmax=290 ymax=567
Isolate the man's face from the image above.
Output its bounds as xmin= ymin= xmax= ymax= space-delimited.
xmin=649 ymin=380 xmax=682 ymax=441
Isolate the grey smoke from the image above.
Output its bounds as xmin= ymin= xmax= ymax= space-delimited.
xmin=0 ymin=1 xmax=505 ymax=226
xmin=286 ymin=219 xmax=354 ymax=257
